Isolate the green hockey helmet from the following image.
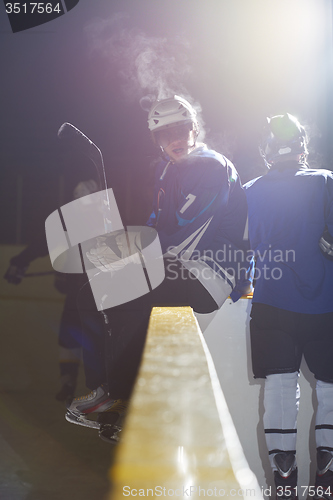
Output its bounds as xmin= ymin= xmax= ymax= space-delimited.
xmin=259 ymin=113 xmax=308 ymax=167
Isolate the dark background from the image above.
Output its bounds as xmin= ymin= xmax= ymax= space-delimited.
xmin=0 ymin=4 xmax=332 ymax=496
xmin=1 ymin=0 xmax=332 ymax=246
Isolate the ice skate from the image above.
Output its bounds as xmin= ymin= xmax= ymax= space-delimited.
xmin=97 ymin=399 xmax=128 ymax=444
xmin=314 ymin=470 xmax=333 ymax=500
xmin=273 ymin=452 xmax=298 ymax=500
xmin=65 ymin=384 xmax=115 ymax=430
xmin=314 ymin=451 xmax=333 ymax=500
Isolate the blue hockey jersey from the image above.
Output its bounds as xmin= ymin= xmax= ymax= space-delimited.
xmin=147 ymin=145 xmax=251 ymax=304
xmin=244 ymin=164 xmax=333 ymax=313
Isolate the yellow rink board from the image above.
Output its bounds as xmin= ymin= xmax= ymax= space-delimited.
xmin=109 ymin=307 xmax=261 ymax=499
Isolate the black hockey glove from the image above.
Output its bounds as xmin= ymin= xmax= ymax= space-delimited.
xmin=4 ymin=264 xmax=28 ymax=284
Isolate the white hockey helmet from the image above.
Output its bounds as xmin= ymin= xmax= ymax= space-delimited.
xmin=148 ymin=95 xmax=198 ymax=133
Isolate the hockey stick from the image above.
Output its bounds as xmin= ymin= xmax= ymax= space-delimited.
xmin=57 ymin=120 xmax=116 ymax=276
xmin=57 ymin=122 xmax=118 ymax=279
xmin=57 ymin=123 xmax=110 ymax=218
xmin=57 ymin=122 xmax=116 ymax=409
xmin=57 ymin=122 xmax=107 ymax=190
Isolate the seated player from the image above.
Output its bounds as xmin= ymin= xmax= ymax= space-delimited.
xmin=67 ymin=95 xmax=252 ymax=442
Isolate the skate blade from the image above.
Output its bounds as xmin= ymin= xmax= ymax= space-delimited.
xmin=65 ymin=410 xmax=100 ymax=430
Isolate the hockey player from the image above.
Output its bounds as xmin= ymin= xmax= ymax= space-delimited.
xmin=244 ymin=114 xmax=333 ymax=499
xmin=4 ymin=179 xmax=99 ymax=403
xmin=66 ymin=95 xmax=252 ymax=442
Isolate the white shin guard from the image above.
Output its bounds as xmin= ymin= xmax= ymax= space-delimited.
xmin=316 ymin=380 xmax=333 ymax=471
xmin=263 ymin=372 xmax=300 ymax=471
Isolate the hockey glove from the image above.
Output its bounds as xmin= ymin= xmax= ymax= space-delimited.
xmin=86 ymin=231 xmax=142 ymax=274
xmin=4 ymin=264 xmax=28 ymax=284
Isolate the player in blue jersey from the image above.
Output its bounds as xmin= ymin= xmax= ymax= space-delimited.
xmin=244 ymin=114 xmax=333 ymax=499
xmin=66 ymin=95 xmax=252 ymax=442
xmin=146 ymin=96 xmax=251 ymax=305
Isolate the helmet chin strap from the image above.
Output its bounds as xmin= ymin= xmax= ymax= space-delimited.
xmin=189 ymin=124 xmax=199 ymax=149
xmin=188 ymin=139 xmax=197 ymax=150
xmin=159 ymin=147 xmax=170 ymax=162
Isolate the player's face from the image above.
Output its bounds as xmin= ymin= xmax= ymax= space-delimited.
xmin=155 ymin=123 xmax=196 ymax=162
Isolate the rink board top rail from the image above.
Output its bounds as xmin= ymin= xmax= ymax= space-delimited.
xmin=109 ymin=306 xmax=261 ymax=499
